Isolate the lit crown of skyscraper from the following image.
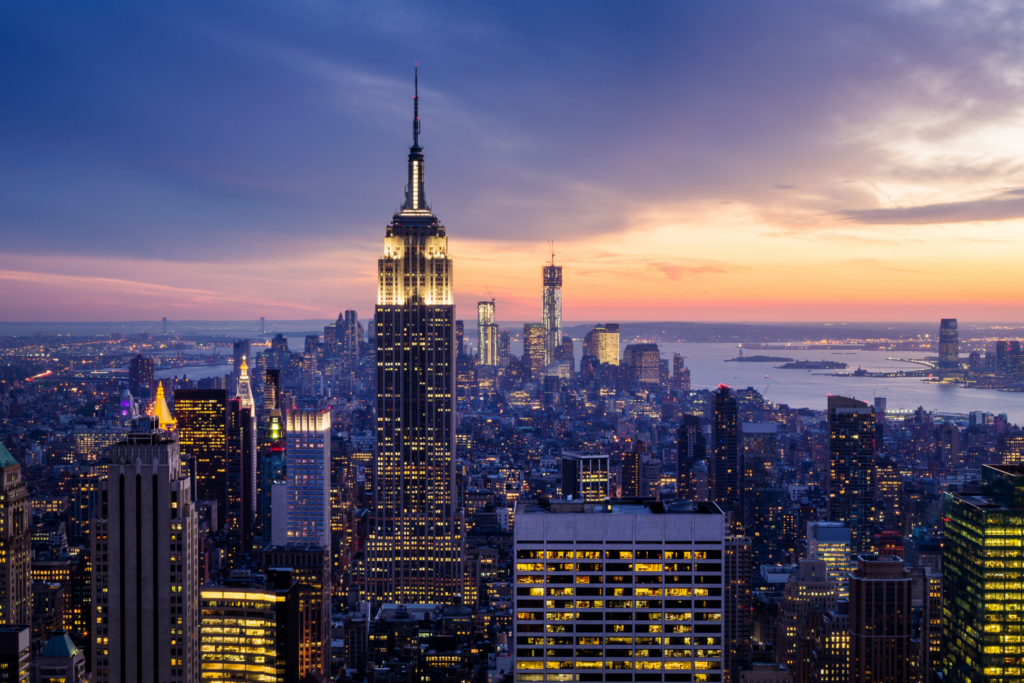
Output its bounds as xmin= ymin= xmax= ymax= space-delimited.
xmin=378 ymin=66 xmax=452 ymax=307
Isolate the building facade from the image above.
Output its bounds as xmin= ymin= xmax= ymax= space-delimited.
xmin=174 ymin=389 xmax=228 ymax=514
xmin=938 ymin=318 xmax=959 ymax=369
xmin=0 ymin=445 xmax=30 ymax=627
xmin=561 ymin=453 xmax=610 ymax=502
xmin=513 ymin=499 xmax=727 ymax=683
xmin=479 ymin=300 xmax=498 ymax=366
xmin=848 ymin=555 xmax=912 ymax=683
xmin=542 ymin=258 xmax=562 ymax=366
xmin=272 ymin=410 xmax=331 ymax=547
xmin=366 ymin=76 xmax=463 ymax=605
xmin=827 ymin=396 xmax=876 ymax=556
xmin=91 ymin=421 xmax=199 ymax=683
xmin=944 ymin=464 xmax=1024 ymax=683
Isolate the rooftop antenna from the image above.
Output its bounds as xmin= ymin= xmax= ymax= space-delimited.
xmin=548 ymin=240 xmax=556 ymax=266
xmin=413 ymin=64 xmax=420 ymax=146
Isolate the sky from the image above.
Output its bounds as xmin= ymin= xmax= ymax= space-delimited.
xmin=1 ymin=1 xmax=1023 ymax=323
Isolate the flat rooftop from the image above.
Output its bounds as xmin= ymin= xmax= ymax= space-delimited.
xmin=517 ymin=498 xmax=722 ymax=516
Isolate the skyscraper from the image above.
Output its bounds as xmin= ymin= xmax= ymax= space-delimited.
xmin=366 ymin=71 xmax=462 ymax=605
xmin=944 ymin=464 xmax=1024 ymax=683
xmin=582 ymin=323 xmax=620 ymax=365
xmin=677 ymin=414 xmax=707 ymax=501
xmin=128 ymin=354 xmax=154 ymax=397
xmin=713 ymin=385 xmax=741 ymax=527
xmin=806 ymin=521 xmax=854 ymax=599
xmin=827 ymin=395 xmax=877 ymax=556
xmin=174 ymin=389 xmax=228 ymax=515
xmin=523 ymin=323 xmax=546 ymax=379
xmin=849 ymin=555 xmax=912 ymax=683
xmin=92 ymin=420 xmax=199 ymax=683
xmin=225 ymin=358 xmax=257 ymax=564
xmin=477 ymin=300 xmax=497 ymax=366
xmin=938 ymin=318 xmax=959 ymax=369
xmin=541 ymin=252 xmax=562 ymax=366
xmin=0 ymin=444 xmax=30 ymax=626
xmin=271 ymin=410 xmax=331 ymax=547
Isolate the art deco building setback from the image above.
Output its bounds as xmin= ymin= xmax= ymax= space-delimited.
xmin=513 ymin=499 xmax=726 ymax=683
xmin=91 ymin=419 xmax=199 ymax=683
xmin=367 ymin=71 xmax=462 ymax=606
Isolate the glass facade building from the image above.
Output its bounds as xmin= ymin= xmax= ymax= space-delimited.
xmin=944 ymin=464 xmax=1024 ymax=683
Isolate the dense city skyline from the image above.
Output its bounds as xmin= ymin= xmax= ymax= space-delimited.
xmin=3 ymin=2 xmax=1024 ymax=321
xmin=4 ymin=7 xmax=1024 ymax=682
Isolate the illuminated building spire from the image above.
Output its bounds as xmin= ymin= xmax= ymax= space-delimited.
xmin=236 ymin=355 xmax=255 ymax=410
xmin=403 ymin=65 xmax=427 ymax=212
xmin=152 ymin=380 xmax=175 ymax=430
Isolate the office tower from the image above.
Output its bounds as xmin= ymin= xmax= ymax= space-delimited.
xmin=807 ymin=522 xmax=854 ymax=599
xmin=827 ymin=396 xmax=876 ymax=556
xmin=367 ymin=74 xmax=462 ymax=606
xmin=996 ymin=430 xmax=1024 ymax=464
xmin=523 ymin=323 xmax=546 ymax=379
xmin=724 ymin=536 xmax=752 ymax=683
xmin=0 ymin=626 xmax=29 ymax=683
xmin=232 ymin=339 xmax=252 ymax=377
xmin=35 ymin=629 xmax=86 ymax=683
xmin=226 ymin=359 xmax=257 ymax=565
xmin=944 ymin=464 xmax=1024 ymax=683
xmin=777 ymin=559 xmax=837 ymax=677
xmin=678 ymin=415 xmax=708 ymax=501
xmin=938 ymin=318 xmax=959 ymax=369
xmin=671 ymin=354 xmax=691 ymax=393
xmin=263 ymin=369 xmax=280 ymax=416
xmin=498 ymin=329 xmax=511 ymax=367
xmin=175 ymin=389 xmax=229 ymax=514
xmin=92 ymin=420 xmax=199 ymax=683
xmin=713 ymin=386 xmax=741 ymax=527
xmin=810 ymin=601 xmax=849 ymax=683
xmin=200 ymin=587 xmax=279 ymax=682
xmin=560 ymin=453 xmax=609 ymax=502
xmin=541 ymin=253 xmax=562 ymax=366
xmin=513 ymin=499 xmax=726 ymax=681
xmin=301 ymin=335 xmax=320 ymax=396
xmin=478 ymin=300 xmax=498 ymax=366
xmin=0 ymin=444 xmax=30 ymax=626
xmin=623 ymin=343 xmax=661 ymax=385
xmin=741 ymin=423 xmax=778 ymax=565
xmin=874 ymin=457 xmax=903 ymax=534
xmin=622 ymin=441 xmax=653 ymax=498
xmin=340 ymin=310 xmax=361 ymax=393
xmin=259 ymin=410 xmax=286 ymax=549
xmin=582 ymin=323 xmax=620 ymax=365
xmin=849 ymin=555 xmax=911 ymax=683
xmin=455 ymin=320 xmax=465 ymax=356
xmin=938 ymin=423 xmax=962 ymax=467
xmin=128 ymin=354 xmax=154 ymax=397
xmin=271 ymin=410 xmax=330 ymax=547
xmin=906 ymin=564 xmax=943 ymax=683
xmin=263 ymin=547 xmax=331 ymax=677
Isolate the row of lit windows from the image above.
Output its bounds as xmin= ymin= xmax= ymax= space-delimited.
xmin=517 ymin=661 xmax=721 ymax=670
xmin=517 ymin=551 xmax=720 ymax=560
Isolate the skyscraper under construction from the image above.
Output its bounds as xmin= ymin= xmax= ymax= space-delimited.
xmin=365 ymin=70 xmax=462 ymax=605
xmin=541 ymin=250 xmax=562 ymax=366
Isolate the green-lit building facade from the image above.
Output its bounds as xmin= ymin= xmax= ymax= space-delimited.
xmin=944 ymin=464 xmax=1024 ymax=683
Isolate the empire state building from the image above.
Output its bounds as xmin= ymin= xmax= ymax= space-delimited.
xmin=366 ymin=72 xmax=463 ymax=605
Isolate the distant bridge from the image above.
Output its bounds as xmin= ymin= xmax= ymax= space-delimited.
xmin=139 ymin=318 xmax=267 ymax=335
